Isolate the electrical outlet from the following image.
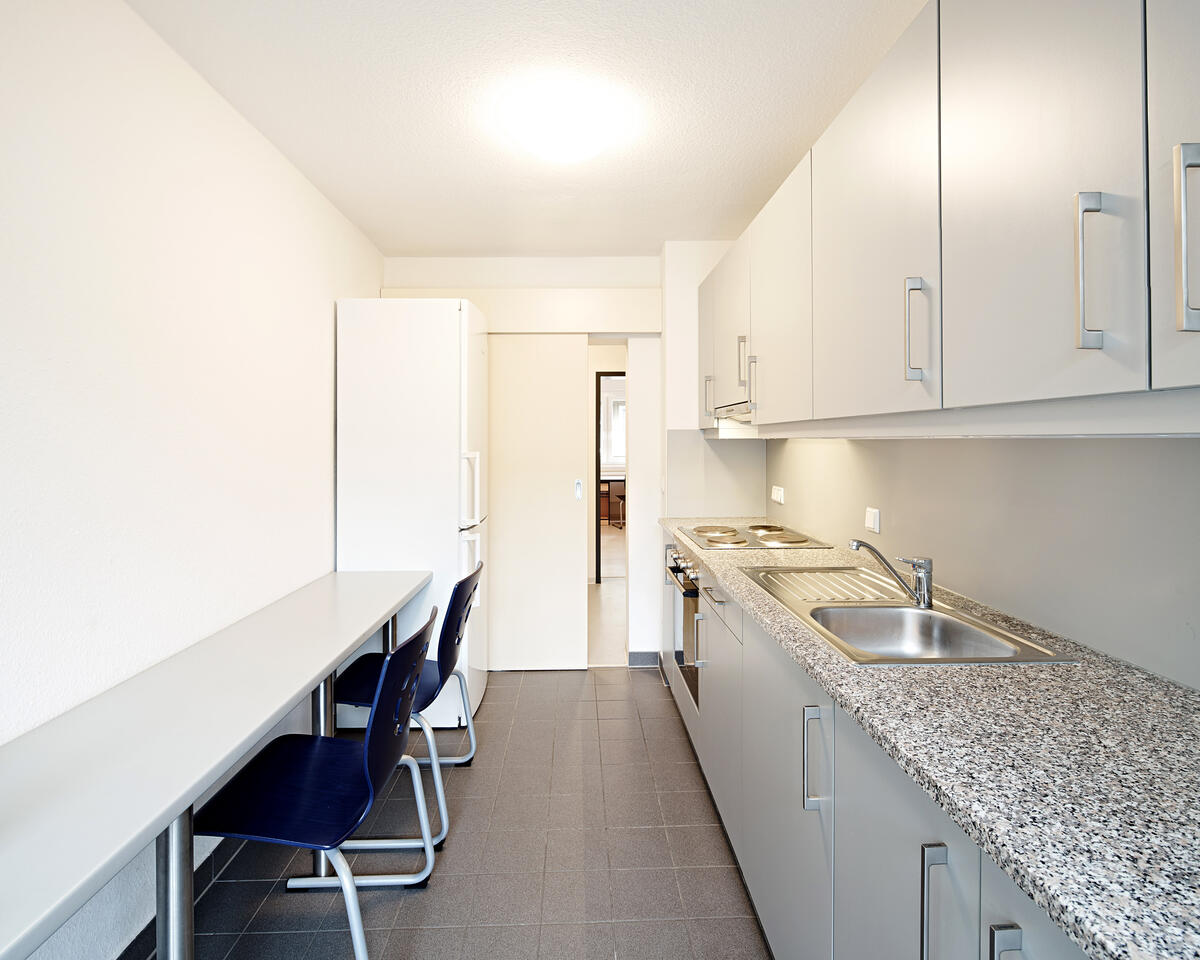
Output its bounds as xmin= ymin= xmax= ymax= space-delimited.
xmin=770 ymin=485 xmax=785 ymax=505
xmin=864 ymin=507 xmax=881 ymax=534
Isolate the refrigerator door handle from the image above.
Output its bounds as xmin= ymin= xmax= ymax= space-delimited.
xmin=461 ymin=451 xmax=482 ymax=527
xmin=460 ymin=531 xmax=482 ymax=608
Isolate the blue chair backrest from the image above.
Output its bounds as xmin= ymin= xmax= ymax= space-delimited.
xmin=434 ymin=562 xmax=483 ymax=688
xmin=362 ymin=606 xmax=436 ymax=798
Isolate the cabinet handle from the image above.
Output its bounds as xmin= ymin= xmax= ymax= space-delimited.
xmin=747 ymin=355 xmax=758 ymax=410
xmin=1074 ymin=192 xmax=1104 ymax=349
xmin=694 ymin=613 xmax=708 ymax=668
xmin=904 ymin=277 xmax=925 ymax=381
xmin=989 ymin=923 xmax=1023 ymax=959
xmin=802 ymin=705 xmax=822 ymax=811
xmin=919 ymin=842 xmax=948 ymax=960
xmin=737 ymin=335 xmax=749 ymax=387
xmin=1174 ymin=143 xmax=1200 ymax=332
xmin=703 ymin=375 xmax=714 ymax=417
xmin=702 ymin=586 xmax=726 ymax=605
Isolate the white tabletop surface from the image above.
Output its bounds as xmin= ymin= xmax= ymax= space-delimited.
xmin=0 ymin=570 xmax=431 ymax=960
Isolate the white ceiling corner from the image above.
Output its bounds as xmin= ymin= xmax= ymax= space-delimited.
xmin=125 ymin=0 xmax=925 ymax=256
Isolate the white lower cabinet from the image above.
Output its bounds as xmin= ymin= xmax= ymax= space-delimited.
xmin=741 ymin=619 xmax=833 ymax=959
xmin=980 ymin=858 xmax=1088 ymax=960
xmin=833 ymin=710 xmax=981 ymax=960
xmin=696 ymin=588 xmax=743 ymax=854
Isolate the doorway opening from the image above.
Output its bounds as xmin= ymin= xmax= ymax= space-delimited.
xmin=589 ymin=362 xmax=627 ymax=666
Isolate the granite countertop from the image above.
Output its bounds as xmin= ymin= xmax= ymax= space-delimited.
xmin=662 ymin=517 xmax=1200 ymax=960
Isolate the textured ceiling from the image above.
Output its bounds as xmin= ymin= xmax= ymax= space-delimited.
xmin=125 ymin=0 xmax=925 ymax=256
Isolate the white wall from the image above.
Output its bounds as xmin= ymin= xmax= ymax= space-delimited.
xmin=664 ymin=430 xmax=767 ymax=518
xmin=626 ymin=337 xmax=665 ymax=655
xmin=766 ymin=438 xmax=1200 ymax=690
xmin=660 ymin=241 xmax=731 ymax=430
xmin=588 ymin=343 xmax=628 ymax=580
xmin=384 ymin=256 xmax=660 ymax=288
xmin=1 ymin=0 xmax=382 ymax=956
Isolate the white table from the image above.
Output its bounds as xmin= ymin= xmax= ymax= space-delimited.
xmin=0 ymin=570 xmax=431 ymax=960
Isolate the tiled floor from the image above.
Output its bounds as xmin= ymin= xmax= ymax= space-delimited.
xmin=587 ymin=581 xmax=627 ymax=667
xmin=182 ymin=668 xmax=769 ymax=960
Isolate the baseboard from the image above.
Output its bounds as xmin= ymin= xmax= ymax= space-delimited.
xmin=627 ymin=651 xmax=658 ymax=667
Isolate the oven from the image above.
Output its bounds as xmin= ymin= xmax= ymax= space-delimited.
xmin=664 ymin=546 xmax=701 ymax=710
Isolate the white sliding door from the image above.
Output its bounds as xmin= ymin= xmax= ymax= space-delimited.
xmin=488 ymin=334 xmax=589 ymax=670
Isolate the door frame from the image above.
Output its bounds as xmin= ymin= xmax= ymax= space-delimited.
xmin=595 ymin=370 xmax=625 ymax=584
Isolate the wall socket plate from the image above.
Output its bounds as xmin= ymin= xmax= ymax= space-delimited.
xmin=864 ymin=506 xmax=881 ymax=534
xmin=770 ymin=485 xmax=785 ymax=505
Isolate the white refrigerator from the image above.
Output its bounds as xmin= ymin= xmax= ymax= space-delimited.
xmin=335 ymin=298 xmax=488 ymax=728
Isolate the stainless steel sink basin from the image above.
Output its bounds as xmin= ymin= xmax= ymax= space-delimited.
xmin=745 ymin=567 xmax=1071 ymax=665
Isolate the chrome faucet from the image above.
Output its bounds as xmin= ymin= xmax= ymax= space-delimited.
xmin=848 ymin=539 xmax=933 ymax=609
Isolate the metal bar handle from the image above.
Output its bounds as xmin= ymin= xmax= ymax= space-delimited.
xmin=1074 ymin=192 xmax=1104 ymax=348
xmin=747 ymin=355 xmax=758 ymax=410
xmin=802 ymin=705 xmax=822 ymax=811
xmin=737 ymin=335 xmax=749 ymax=387
xmin=693 ymin=612 xmax=708 ymax=667
xmin=461 ymin=532 xmax=481 ymax=607
xmin=703 ymin=375 xmax=714 ymax=417
xmin=920 ymin=842 xmax=948 ymax=960
xmin=989 ymin=923 xmax=1023 ymax=959
xmin=702 ymin=586 xmax=726 ymax=606
xmin=462 ymin=451 xmax=482 ymax=526
xmin=904 ymin=277 xmax=925 ymax=380
xmin=1175 ymin=143 xmax=1200 ymax=332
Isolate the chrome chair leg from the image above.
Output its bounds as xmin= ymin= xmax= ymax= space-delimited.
xmin=287 ymin=755 xmax=435 ymax=889
xmin=415 ymin=670 xmax=477 ymax=767
xmin=325 ymin=847 xmax=369 ymax=960
xmin=411 ymin=711 xmax=449 ymax=846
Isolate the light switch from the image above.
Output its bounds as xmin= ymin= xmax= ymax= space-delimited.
xmin=770 ymin=485 xmax=785 ymax=505
xmin=864 ymin=507 xmax=881 ymax=534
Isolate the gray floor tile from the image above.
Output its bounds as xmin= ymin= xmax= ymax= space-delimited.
xmin=384 ymin=925 xmax=466 ymax=960
xmin=598 ymin=717 xmax=645 ymax=741
xmin=674 ymin=868 xmax=754 ymax=919
xmin=540 ymin=870 xmax=613 ymax=923
xmin=411 ymin=728 xmax=470 ymax=759
xmin=318 ymin=887 xmax=402 ymax=930
xmin=487 ymin=671 xmax=524 ymax=686
xmin=479 ymin=829 xmax=548 ymax=874
xmin=645 ymin=739 xmax=698 ymax=764
xmin=604 ymin=792 xmax=663 ymax=828
xmin=594 ymin=684 xmax=636 ymax=701
xmin=555 ymin=718 xmax=600 ymax=740
xmin=605 ymin=827 xmax=672 ymax=870
xmin=196 ymin=881 xmax=274 ymax=935
xmin=600 ymin=740 xmax=649 ymax=765
xmin=686 ymin=918 xmax=769 ymax=960
xmin=538 ymin=922 xmax=616 ymax=959
xmin=477 ymin=701 xmax=517 ymax=722
xmin=596 ymin=699 xmax=639 ymax=719
xmin=246 ymin=880 xmax=335 ymax=933
xmin=545 ymin=828 xmax=609 ymax=872
xmin=479 ymin=683 xmax=519 ymax=702
xmin=609 ymin=869 xmax=684 ymax=921
xmin=666 ymin=826 xmax=735 ymax=867
xmin=651 ymin=762 xmax=706 ymax=793
xmin=601 ymin=762 xmax=656 ymax=796
xmin=462 ymin=924 xmax=541 ymax=960
xmin=470 ymin=873 xmax=544 ymax=925
xmin=445 ymin=795 xmax=496 ymax=835
xmin=547 ymin=792 xmax=606 ymax=829
xmin=303 ymin=929 xmax=390 ymax=960
xmin=641 ymin=717 xmax=688 ymax=741
xmin=633 ymin=698 xmax=681 ymax=719
xmin=491 ymin=794 xmax=551 ymax=830
xmin=612 ymin=919 xmax=694 ymax=959
xmin=591 ymin=667 xmax=630 ymax=684
xmin=513 ymin=699 xmax=560 ymax=722
xmin=445 ymin=762 xmax=503 ymax=798
xmin=658 ymin=791 xmax=720 ymax=826
xmin=393 ymin=874 xmax=477 ymax=928
xmin=431 ymin=831 xmax=488 ymax=876
xmin=220 ymin=843 xmax=302 ymax=882
xmin=498 ymin=763 xmax=553 ymax=796
xmin=555 ymin=700 xmax=598 ymax=720
xmin=195 ymin=933 xmax=239 ymax=960
xmin=552 ymin=738 xmax=602 ymax=764
xmin=550 ymin=762 xmax=604 ymax=795
xmin=223 ymin=932 xmax=315 ymax=960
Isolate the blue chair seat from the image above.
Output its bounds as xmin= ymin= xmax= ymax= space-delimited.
xmin=195 ymin=734 xmax=370 ymax=851
xmin=337 ymin=652 xmax=441 ymax=713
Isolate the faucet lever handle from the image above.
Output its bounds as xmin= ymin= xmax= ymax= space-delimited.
xmin=895 ymin=556 xmax=932 ymax=573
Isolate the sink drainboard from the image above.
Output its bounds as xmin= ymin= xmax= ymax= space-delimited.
xmin=748 ymin=567 xmax=908 ymax=603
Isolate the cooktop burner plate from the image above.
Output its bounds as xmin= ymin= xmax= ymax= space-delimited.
xmin=694 ymin=525 xmax=737 ymax=535
xmin=681 ymin=524 xmax=831 ymax=550
xmin=747 ymin=524 xmax=785 ymax=534
xmin=757 ymin=532 xmax=810 ymax=545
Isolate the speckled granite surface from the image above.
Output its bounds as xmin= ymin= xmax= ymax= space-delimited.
xmin=662 ymin=517 xmax=1200 ymax=960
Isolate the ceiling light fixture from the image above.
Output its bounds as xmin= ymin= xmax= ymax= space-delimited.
xmin=482 ymin=68 xmax=646 ymax=164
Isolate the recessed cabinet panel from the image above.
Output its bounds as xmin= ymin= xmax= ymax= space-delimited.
xmin=749 ymin=153 xmax=814 ymax=424
xmin=811 ymin=1 xmax=941 ymax=419
xmin=979 ymin=857 xmax=1089 ymax=960
xmin=834 ymin=710 xmax=981 ymax=960
xmin=711 ymin=235 xmax=752 ymax=411
xmin=698 ymin=270 xmax=716 ymax=425
xmin=741 ymin=620 xmax=832 ymax=960
xmin=941 ymin=0 xmax=1147 ymax=406
xmin=1148 ymin=0 xmax=1200 ymax=389
xmin=696 ymin=592 xmax=743 ymax=856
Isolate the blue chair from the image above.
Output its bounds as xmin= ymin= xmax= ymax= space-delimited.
xmin=195 ymin=609 xmax=438 ymax=960
xmin=334 ymin=563 xmax=482 ymax=851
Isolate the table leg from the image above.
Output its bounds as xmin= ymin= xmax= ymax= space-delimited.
xmin=311 ymin=675 xmax=336 ymax=877
xmin=156 ymin=808 xmax=194 ymax=960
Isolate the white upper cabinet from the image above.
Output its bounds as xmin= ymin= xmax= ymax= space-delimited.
xmin=698 ymin=268 xmax=716 ymax=426
xmin=710 ymin=234 xmax=752 ymax=411
xmin=941 ymin=0 xmax=1148 ymax=407
xmin=811 ymin=1 xmax=942 ymax=419
xmin=748 ymin=153 xmax=814 ymax=424
xmin=1148 ymin=0 xmax=1200 ymax=389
